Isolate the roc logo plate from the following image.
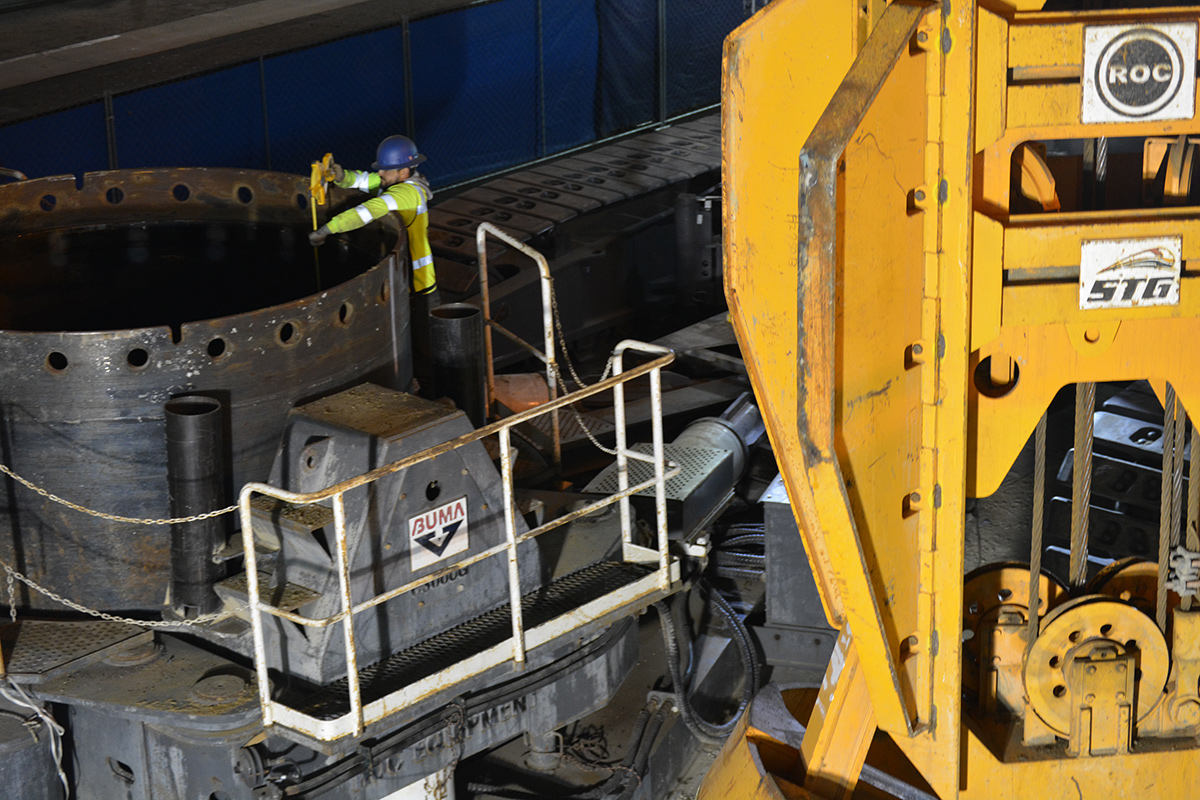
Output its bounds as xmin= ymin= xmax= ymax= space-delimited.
xmin=409 ymin=496 xmax=469 ymax=571
xmin=1082 ymin=22 xmax=1197 ymax=124
xmin=1079 ymin=237 xmax=1181 ymax=310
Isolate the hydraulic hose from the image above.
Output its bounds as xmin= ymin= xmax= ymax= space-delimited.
xmin=616 ymin=705 xmax=670 ymax=800
xmin=653 ymin=584 xmax=760 ymax=747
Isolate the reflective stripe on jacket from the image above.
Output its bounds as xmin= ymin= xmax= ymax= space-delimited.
xmin=326 ymin=170 xmax=437 ymax=293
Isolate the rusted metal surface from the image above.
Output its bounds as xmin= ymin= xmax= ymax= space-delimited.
xmin=0 ymin=167 xmax=410 ymax=612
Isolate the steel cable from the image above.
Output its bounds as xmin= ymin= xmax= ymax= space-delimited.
xmin=1070 ymin=382 xmax=1095 ymax=589
xmin=1159 ymin=383 xmax=1178 ymax=632
xmin=1028 ymin=412 xmax=1047 ymax=652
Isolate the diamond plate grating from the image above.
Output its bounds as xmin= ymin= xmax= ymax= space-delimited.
xmin=4 ymin=620 xmax=148 ymax=678
xmin=583 ymin=443 xmax=728 ymax=501
xmin=527 ymin=411 xmax=615 ymax=444
xmin=279 ymin=560 xmax=650 ymax=720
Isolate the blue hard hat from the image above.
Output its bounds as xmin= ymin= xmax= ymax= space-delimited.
xmin=372 ymin=135 xmax=426 ymax=170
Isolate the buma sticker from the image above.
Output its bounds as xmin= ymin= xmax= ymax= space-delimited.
xmin=1082 ymin=23 xmax=1196 ymax=124
xmin=1079 ymin=237 xmax=1181 ymax=310
xmin=409 ymin=496 xmax=469 ymax=571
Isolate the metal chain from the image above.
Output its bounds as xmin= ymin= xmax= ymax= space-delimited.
xmin=548 ymin=274 xmax=599 ymax=392
xmin=6 ymin=566 xmax=15 ymax=625
xmin=1070 ymin=382 xmax=1095 ymax=590
xmin=0 ymin=560 xmax=237 ymax=629
xmin=0 ymin=463 xmax=237 ymax=526
xmin=548 ymin=362 xmax=618 ymax=457
xmin=1158 ymin=383 xmax=1178 ymax=633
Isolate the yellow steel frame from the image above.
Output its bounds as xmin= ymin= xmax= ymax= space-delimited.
xmin=712 ymin=0 xmax=1200 ymax=797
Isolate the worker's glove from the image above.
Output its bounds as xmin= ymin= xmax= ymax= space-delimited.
xmin=309 ymin=225 xmax=331 ymax=247
xmin=329 ymin=162 xmax=345 ymax=182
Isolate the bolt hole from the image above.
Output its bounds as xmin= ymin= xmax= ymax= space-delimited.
xmin=1053 ymin=685 xmax=1067 ymax=698
xmin=296 ymin=193 xmax=308 ymax=210
xmin=278 ymin=322 xmax=299 ymax=345
xmin=426 ymin=481 xmax=441 ymax=502
xmin=338 ymin=302 xmax=354 ymax=325
xmin=1049 ymin=656 xmax=1061 ymax=668
xmin=1068 ymin=630 xmax=1082 ymax=643
xmin=207 ymin=338 xmax=227 ymax=359
xmin=106 ymin=186 xmax=124 ymax=204
xmin=126 ymin=348 xmax=149 ymax=368
xmin=973 ymin=356 xmax=1020 ymax=399
xmin=1083 ymin=327 xmax=1101 ymax=343
xmin=997 ymin=588 xmax=1012 ymax=601
xmin=236 ymin=186 xmax=253 ymax=204
xmin=1100 ymin=623 xmax=1113 ymax=636
xmin=39 ymin=194 xmax=56 ymax=211
xmin=172 ymin=184 xmax=190 ymax=202
xmin=108 ymin=757 xmax=135 ymax=784
xmin=1126 ymin=639 xmax=1138 ymax=651
xmin=967 ymin=602 xmax=980 ymax=615
xmin=46 ymin=351 xmax=68 ymax=372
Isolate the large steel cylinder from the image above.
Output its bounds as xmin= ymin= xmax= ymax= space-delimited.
xmin=0 ymin=168 xmax=412 ymax=611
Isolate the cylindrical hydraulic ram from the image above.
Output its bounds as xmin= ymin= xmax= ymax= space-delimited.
xmin=673 ymin=392 xmax=765 ymax=479
xmin=429 ymin=303 xmax=487 ymax=428
xmin=165 ymin=395 xmax=228 ymax=617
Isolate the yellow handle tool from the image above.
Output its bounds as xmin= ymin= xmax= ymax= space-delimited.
xmin=309 ymin=152 xmax=336 ymax=231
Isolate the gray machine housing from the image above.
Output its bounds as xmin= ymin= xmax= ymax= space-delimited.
xmin=229 ymin=383 xmax=542 ymax=685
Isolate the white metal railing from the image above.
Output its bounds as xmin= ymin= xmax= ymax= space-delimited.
xmin=475 ymin=221 xmax=562 ymax=465
xmin=237 ymin=340 xmax=680 ymax=741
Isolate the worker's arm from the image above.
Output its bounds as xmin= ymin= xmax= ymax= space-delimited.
xmin=333 ymin=168 xmax=380 ymax=193
xmin=326 ymin=187 xmax=405 ymax=234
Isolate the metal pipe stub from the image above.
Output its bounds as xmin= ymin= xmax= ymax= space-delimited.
xmin=165 ymin=395 xmax=228 ymax=617
xmin=430 ymin=302 xmax=488 ymax=428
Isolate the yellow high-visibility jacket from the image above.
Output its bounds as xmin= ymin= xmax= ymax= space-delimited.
xmin=326 ymin=170 xmax=437 ymax=294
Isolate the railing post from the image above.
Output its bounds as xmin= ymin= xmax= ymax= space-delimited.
xmin=239 ymin=487 xmax=274 ymax=727
xmin=650 ymin=366 xmax=670 ymax=589
xmin=332 ymin=493 xmax=364 ymax=735
xmin=476 ymin=225 xmax=496 ymax=415
xmin=612 ymin=350 xmax=633 ymax=557
xmin=475 ymin=222 xmax=560 ymax=467
xmin=499 ymin=426 xmax=527 ymax=664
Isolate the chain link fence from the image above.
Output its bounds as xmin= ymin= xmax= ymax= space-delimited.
xmin=0 ymin=0 xmax=751 ymax=188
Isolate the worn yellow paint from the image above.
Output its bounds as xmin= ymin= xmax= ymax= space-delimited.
xmin=722 ymin=0 xmax=857 ymax=632
xmin=716 ymin=0 xmax=1200 ymax=797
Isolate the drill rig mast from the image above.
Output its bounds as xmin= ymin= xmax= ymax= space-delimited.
xmin=710 ymin=0 xmax=1200 ymax=796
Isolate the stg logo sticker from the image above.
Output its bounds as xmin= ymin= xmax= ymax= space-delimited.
xmin=1082 ymin=23 xmax=1197 ymax=124
xmin=409 ymin=497 xmax=469 ymax=571
xmin=1080 ymin=237 xmax=1181 ymax=310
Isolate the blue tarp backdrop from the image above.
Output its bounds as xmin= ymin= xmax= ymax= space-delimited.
xmin=0 ymin=0 xmax=745 ymax=186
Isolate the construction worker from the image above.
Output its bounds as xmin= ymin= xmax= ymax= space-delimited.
xmin=310 ymin=134 xmax=440 ymax=391
xmin=309 ymin=134 xmax=437 ymax=300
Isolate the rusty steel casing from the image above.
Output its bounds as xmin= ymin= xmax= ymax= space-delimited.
xmin=0 ymin=168 xmax=412 ymax=612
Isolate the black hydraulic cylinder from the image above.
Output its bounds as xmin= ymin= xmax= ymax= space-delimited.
xmin=429 ymin=303 xmax=487 ymax=428
xmin=165 ymin=395 xmax=228 ymax=616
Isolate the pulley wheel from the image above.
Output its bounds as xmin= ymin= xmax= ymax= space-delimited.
xmin=1086 ymin=557 xmax=1182 ymax=637
xmin=962 ymin=562 xmax=1068 ymax=695
xmin=1024 ymin=594 xmax=1168 ymax=736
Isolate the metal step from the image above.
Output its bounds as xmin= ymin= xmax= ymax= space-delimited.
xmin=214 ymin=573 xmax=323 ymax=618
